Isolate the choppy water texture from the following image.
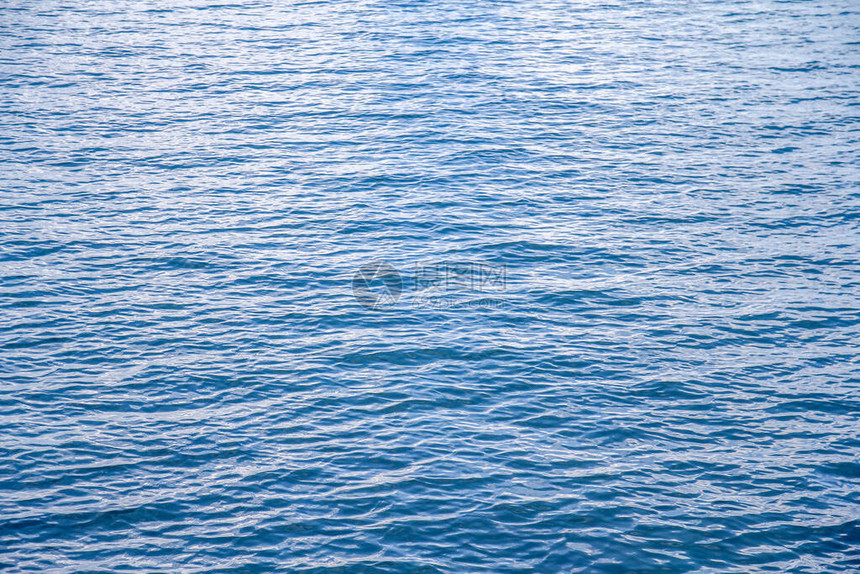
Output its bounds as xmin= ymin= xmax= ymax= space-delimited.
xmin=2 ymin=0 xmax=860 ymax=572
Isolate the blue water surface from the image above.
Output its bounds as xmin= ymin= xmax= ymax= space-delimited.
xmin=1 ymin=0 xmax=859 ymax=572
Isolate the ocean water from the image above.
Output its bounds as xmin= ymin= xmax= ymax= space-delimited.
xmin=1 ymin=0 xmax=859 ymax=572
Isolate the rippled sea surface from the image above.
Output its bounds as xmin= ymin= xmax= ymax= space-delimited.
xmin=2 ymin=0 xmax=860 ymax=571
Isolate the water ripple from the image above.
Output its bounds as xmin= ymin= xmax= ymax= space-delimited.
xmin=1 ymin=0 xmax=859 ymax=572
